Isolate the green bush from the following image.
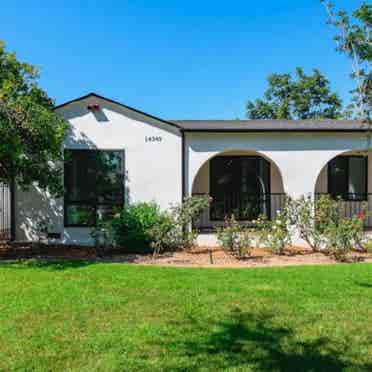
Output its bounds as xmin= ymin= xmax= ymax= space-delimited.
xmin=216 ymin=215 xmax=253 ymax=259
xmin=95 ymin=195 xmax=211 ymax=255
xmin=254 ymin=199 xmax=293 ymax=255
xmin=293 ymin=195 xmax=326 ymax=251
xmin=150 ymin=195 xmax=211 ymax=256
xmin=294 ymin=194 xmax=367 ymax=260
xmin=322 ymin=216 xmax=365 ymax=261
xmin=111 ymin=202 xmax=169 ymax=253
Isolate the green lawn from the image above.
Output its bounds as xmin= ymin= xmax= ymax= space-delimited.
xmin=1 ymin=261 xmax=372 ymax=371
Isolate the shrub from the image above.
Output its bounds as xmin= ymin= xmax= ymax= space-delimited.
xmin=110 ymin=202 xmax=168 ymax=253
xmin=322 ymin=216 xmax=365 ymax=261
xmin=363 ymin=239 xmax=372 ymax=253
xmin=216 ymin=215 xmax=253 ymax=259
xmin=90 ymin=218 xmax=117 ymax=256
xmin=314 ymin=194 xmax=341 ymax=231
xmin=293 ymin=195 xmax=325 ymax=252
xmin=149 ymin=195 xmax=211 ymax=256
xmin=294 ymin=194 xmax=367 ymax=260
xmin=90 ymin=196 xmax=210 ymax=256
xmin=254 ymin=199 xmax=293 ymax=255
xmin=147 ymin=213 xmax=175 ymax=256
xmin=171 ymin=195 xmax=211 ymax=247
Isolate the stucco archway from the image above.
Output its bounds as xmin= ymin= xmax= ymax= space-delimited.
xmin=191 ymin=149 xmax=285 ymax=196
xmin=314 ymin=149 xmax=372 ymax=227
xmin=314 ymin=149 xmax=371 ymax=195
xmin=191 ymin=150 xmax=286 ymax=230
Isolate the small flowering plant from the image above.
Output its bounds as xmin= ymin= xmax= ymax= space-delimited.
xmin=254 ymin=198 xmax=293 ymax=255
xmin=216 ymin=214 xmax=253 ymax=259
xmin=322 ymin=215 xmax=365 ymax=261
xmin=313 ymin=195 xmax=369 ymax=260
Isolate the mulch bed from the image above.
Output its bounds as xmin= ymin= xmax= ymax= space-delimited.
xmin=1 ymin=243 xmax=372 ymax=268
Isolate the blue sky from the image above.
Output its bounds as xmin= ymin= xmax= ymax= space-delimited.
xmin=1 ymin=0 xmax=361 ymax=119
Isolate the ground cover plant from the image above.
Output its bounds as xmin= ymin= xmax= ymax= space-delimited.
xmin=0 ymin=261 xmax=372 ymax=371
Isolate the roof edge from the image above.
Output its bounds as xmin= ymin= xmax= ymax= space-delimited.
xmin=54 ymin=92 xmax=181 ymax=129
xmin=181 ymin=128 xmax=369 ymax=133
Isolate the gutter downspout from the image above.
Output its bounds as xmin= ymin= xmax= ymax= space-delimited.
xmin=181 ymin=130 xmax=185 ymax=201
xmin=10 ymin=177 xmax=15 ymax=242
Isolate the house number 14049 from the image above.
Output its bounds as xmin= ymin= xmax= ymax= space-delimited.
xmin=145 ymin=136 xmax=162 ymax=143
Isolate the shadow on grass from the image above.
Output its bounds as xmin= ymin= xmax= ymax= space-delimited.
xmin=0 ymin=253 xmax=146 ymax=270
xmin=164 ymin=308 xmax=372 ymax=371
xmin=0 ymin=259 xmax=97 ymax=271
xmin=354 ymin=281 xmax=372 ymax=288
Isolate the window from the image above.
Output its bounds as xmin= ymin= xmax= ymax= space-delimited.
xmin=328 ymin=155 xmax=367 ymax=200
xmin=64 ymin=150 xmax=124 ymax=227
xmin=210 ymin=156 xmax=270 ymax=220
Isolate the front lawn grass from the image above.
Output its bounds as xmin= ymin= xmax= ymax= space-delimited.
xmin=0 ymin=261 xmax=372 ymax=371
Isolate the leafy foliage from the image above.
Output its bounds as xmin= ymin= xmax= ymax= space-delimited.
xmin=150 ymin=195 xmax=211 ymax=256
xmin=0 ymin=41 xmax=68 ymax=195
xmin=322 ymin=216 xmax=365 ymax=261
xmin=100 ymin=196 xmax=211 ymax=255
xmin=254 ymin=201 xmax=293 ymax=255
xmin=110 ymin=202 xmax=168 ymax=253
xmin=293 ymin=195 xmax=327 ymax=251
xmin=293 ymin=194 xmax=367 ymax=260
xmin=323 ymin=2 xmax=371 ymax=122
xmin=315 ymin=195 xmax=367 ymax=260
xmin=216 ymin=215 xmax=253 ymax=259
xmin=246 ymin=67 xmax=343 ymax=120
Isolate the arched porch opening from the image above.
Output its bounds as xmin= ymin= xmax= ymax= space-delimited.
xmin=191 ymin=150 xmax=285 ymax=231
xmin=314 ymin=149 xmax=372 ymax=228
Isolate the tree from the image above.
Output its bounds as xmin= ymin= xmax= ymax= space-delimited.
xmin=0 ymin=41 xmax=68 ymax=195
xmin=322 ymin=2 xmax=371 ymax=123
xmin=246 ymin=67 xmax=343 ymax=120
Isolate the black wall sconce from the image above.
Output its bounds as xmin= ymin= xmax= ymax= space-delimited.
xmin=87 ymin=103 xmax=100 ymax=111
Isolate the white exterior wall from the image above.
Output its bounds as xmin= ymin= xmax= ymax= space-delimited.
xmin=13 ymin=96 xmax=372 ymax=248
xmin=187 ymin=132 xmax=371 ymax=247
xmin=15 ymin=96 xmax=182 ymax=245
xmin=185 ymin=132 xmax=370 ymax=198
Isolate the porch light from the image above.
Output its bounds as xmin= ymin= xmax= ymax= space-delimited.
xmin=87 ymin=103 xmax=100 ymax=111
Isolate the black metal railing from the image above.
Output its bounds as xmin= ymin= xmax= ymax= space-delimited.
xmin=194 ymin=192 xmax=372 ymax=231
xmin=0 ymin=183 xmax=11 ymax=241
xmin=193 ymin=193 xmax=287 ymax=231
xmin=315 ymin=193 xmax=372 ymax=228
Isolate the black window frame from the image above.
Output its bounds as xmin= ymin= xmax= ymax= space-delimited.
xmin=328 ymin=155 xmax=368 ymax=201
xmin=209 ymin=155 xmax=271 ymax=221
xmin=64 ymin=149 xmax=125 ymax=228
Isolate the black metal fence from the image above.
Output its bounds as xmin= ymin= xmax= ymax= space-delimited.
xmin=0 ymin=183 xmax=11 ymax=241
xmin=315 ymin=193 xmax=372 ymax=228
xmin=193 ymin=193 xmax=287 ymax=231
xmin=194 ymin=192 xmax=372 ymax=231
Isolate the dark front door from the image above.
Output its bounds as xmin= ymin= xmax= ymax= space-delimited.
xmin=210 ymin=156 xmax=270 ymax=221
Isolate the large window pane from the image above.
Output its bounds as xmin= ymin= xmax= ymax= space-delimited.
xmin=349 ymin=157 xmax=367 ymax=198
xmin=96 ymin=151 xmax=124 ymax=203
xmin=210 ymin=156 xmax=270 ymax=221
xmin=328 ymin=157 xmax=348 ymax=197
xmin=64 ymin=150 xmax=124 ymax=227
xmin=64 ymin=150 xmax=97 ymax=202
xmin=328 ymin=156 xmax=367 ymax=200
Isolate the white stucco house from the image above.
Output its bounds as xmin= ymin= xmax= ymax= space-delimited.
xmin=10 ymin=93 xmax=372 ymax=246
